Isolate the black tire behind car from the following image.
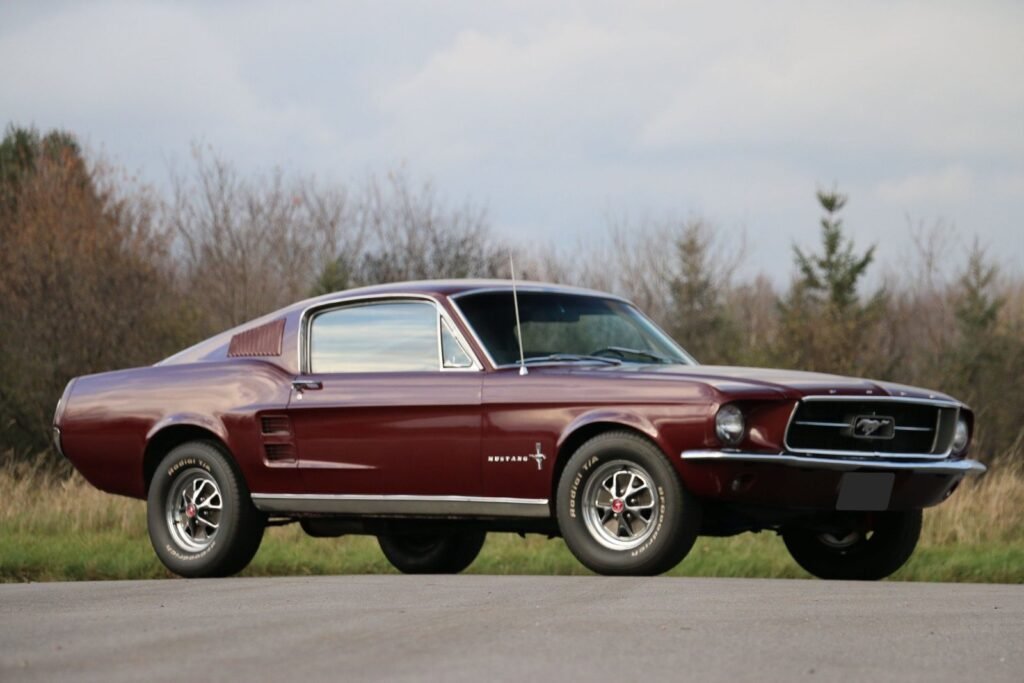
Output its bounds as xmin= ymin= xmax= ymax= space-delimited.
xmin=556 ymin=431 xmax=701 ymax=576
xmin=377 ymin=529 xmax=487 ymax=574
xmin=147 ymin=441 xmax=266 ymax=578
xmin=782 ymin=509 xmax=922 ymax=581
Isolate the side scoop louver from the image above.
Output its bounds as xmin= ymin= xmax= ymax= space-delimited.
xmin=228 ymin=318 xmax=286 ymax=357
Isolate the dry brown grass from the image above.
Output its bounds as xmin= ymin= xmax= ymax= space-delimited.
xmin=921 ymin=460 xmax=1024 ymax=545
xmin=0 ymin=457 xmax=145 ymax=536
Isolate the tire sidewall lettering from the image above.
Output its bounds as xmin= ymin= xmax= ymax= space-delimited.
xmin=568 ymin=449 xmax=670 ymax=559
xmin=167 ymin=457 xmax=212 ymax=479
xmin=630 ymin=485 xmax=667 ymax=558
xmin=567 ymin=455 xmax=600 ymax=520
xmin=164 ymin=540 xmax=217 ymax=562
xmin=162 ymin=454 xmax=220 ymax=559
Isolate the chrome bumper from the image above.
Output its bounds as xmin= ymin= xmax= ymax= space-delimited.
xmin=680 ymin=450 xmax=986 ymax=475
xmin=52 ymin=426 xmax=64 ymax=458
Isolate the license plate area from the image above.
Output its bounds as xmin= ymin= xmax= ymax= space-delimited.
xmin=836 ymin=472 xmax=894 ymax=511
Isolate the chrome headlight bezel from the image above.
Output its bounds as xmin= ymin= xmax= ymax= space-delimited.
xmin=715 ymin=404 xmax=746 ymax=447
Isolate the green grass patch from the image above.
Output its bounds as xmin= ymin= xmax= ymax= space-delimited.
xmin=4 ymin=526 xmax=1022 ymax=583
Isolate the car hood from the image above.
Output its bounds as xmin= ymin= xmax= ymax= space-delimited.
xmin=557 ymin=363 xmax=958 ymax=402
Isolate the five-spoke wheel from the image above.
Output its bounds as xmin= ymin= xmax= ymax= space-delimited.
xmin=166 ymin=470 xmax=224 ymax=551
xmin=582 ymin=461 xmax=660 ymax=551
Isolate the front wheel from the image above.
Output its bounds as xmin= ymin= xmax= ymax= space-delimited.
xmin=147 ymin=441 xmax=265 ymax=578
xmin=377 ymin=529 xmax=486 ymax=574
xmin=556 ymin=431 xmax=701 ymax=575
xmin=782 ymin=510 xmax=922 ymax=581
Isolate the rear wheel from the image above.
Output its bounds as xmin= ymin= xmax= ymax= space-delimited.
xmin=782 ymin=510 xmax=922 ymax=581
xmin=377 ymin=529 xmax=486 ymax=574
xmin=147 ymin=441 xmax=265 ymax=578
xmin=556 ymin=431 xmax=701 ymax=575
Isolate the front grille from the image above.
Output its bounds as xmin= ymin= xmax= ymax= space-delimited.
xmin=785 ymin=399 xmax=958 ymax=457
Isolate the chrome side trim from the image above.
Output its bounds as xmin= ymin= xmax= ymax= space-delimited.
xmin=680 ymin=450 xmax=986 ymax=475
xmin=250 ymin=493 xmax=551 ymax=518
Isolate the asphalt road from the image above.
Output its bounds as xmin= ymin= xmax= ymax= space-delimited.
xmin=1 ymin=576 xmax=1021 ymax=682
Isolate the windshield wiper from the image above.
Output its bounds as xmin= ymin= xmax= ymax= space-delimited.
xmin=592 ymin=346 xmax=677 ymax=364
xmin=522 ymin=354 xmax=622 ymax=366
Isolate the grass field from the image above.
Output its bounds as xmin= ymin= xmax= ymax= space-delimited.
xmin=2 ymin=461 xmax=1022 ymax=583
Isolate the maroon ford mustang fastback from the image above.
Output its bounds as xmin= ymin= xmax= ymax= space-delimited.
xmin=54 ymin=280 xmax=984 ymax=579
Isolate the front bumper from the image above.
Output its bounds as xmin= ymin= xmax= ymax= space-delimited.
xmin=679 ymin=450 xmax=985 ymax=510
xmin=681 ymin=450 xmax=986 ymax=475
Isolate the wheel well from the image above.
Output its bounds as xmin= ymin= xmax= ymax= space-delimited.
xmin=552 ymin=422 xmax=664 ymax=510
xmin=143 ymin=425 xmax=229 ymax=494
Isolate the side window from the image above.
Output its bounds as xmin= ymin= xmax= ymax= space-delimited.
xmin=441 ymin=318 xmax=474 ymax=369
xmin=310 ymin=301 xmax=438 ymax=373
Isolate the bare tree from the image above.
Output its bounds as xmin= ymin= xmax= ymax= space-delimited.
xmin=170 ymin=147 xmax=357 ymax=332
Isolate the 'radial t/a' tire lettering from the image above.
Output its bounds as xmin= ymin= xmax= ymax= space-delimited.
xmin=556 ymin=431 xmax=701 ymax=576
xmin=147 ymin=440 xmax=265 ymax=578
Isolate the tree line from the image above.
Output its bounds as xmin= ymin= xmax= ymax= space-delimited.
xmin=1 ymin=125 xmax=1020 ymax=467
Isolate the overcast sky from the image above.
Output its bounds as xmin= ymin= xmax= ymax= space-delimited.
xmin=2 ymin=1 xmax=1021 ymax=282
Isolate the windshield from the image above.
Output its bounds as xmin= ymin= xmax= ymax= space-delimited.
xmin=453 ymin=291 xmax=696 ymax=367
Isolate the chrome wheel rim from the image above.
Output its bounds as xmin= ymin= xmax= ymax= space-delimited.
xmin=582 ymin=460 xmax=660 ymax=551
xmin=165 ymin=468 xmax=223 ymax=552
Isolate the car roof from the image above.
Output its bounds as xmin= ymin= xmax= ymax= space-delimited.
xmin=297 ymin=279 xmax=630 ymax=309
xmin=158 ymin=279 xmax=630 ymax=368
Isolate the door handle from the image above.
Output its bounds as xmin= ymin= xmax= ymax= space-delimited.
xmin=292 ymin=380 xmax=323 ymax=392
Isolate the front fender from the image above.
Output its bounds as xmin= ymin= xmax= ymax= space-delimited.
xmin=557 ymin=409 xmax=666 ymax=455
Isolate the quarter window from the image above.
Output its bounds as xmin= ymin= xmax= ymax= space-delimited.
xmin=441 ymin=318 xmax=474 ymax=368
xmin=310 ymin=301 xmax=438 ymax=373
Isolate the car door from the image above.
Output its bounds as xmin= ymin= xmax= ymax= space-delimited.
xmin=286 ymin=297 xmax=483 ymax=498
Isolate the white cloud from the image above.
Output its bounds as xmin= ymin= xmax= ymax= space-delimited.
xmin=0 ymin=1 xmax=336 ymax=168
xmin=1 ymin=0 xmax=1021 ymax=278
xmin=876 ymin=166 xmax=975 ymax=203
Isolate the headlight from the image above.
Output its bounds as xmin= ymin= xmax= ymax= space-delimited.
xmin=952 ymin=416 xmax=969 ymax=453
xmin=715 ymin=404 xmax=745 ymax=446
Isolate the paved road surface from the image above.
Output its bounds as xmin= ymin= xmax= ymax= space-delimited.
xmin=1 ymin=576 xmax=1021 ymax=682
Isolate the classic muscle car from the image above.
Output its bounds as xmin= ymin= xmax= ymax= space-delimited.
xmin=54 ymin=280 xmax=985 ymax=579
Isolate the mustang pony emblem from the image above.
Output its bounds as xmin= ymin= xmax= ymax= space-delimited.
xmin=528 ymin=443 xmax=547 ymax=471
xmin=853 ymin=416 xmax=895 ymax=439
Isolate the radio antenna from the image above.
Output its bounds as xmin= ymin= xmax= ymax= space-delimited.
xmin=510 ymin=253 xmax=528 ymax=376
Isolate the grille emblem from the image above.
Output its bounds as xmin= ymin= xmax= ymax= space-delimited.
xmin=852 ymin=415 xmax=895 ymax=439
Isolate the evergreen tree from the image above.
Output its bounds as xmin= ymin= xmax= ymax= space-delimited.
xmin=668 ymin=221 xmax=737 ymax=363
xmin=777 ymin=189 xmax=887 ymax=375
xmin=310 ymin=257 xmax=352 ymax=296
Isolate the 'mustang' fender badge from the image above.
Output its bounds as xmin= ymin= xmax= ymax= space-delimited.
xmin=488 ymin=443 xmax=547 ymax=471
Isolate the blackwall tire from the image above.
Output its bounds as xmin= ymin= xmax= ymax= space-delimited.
xmin=556 ymin=431 xmax=701 ymax=576
xmin=782 ymin=510 xmax=922 ymax=581
xmin=147 ymin=441 xmax=265 ymax=578
xmin=377 ymin=530 xmax=486 ymax=574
